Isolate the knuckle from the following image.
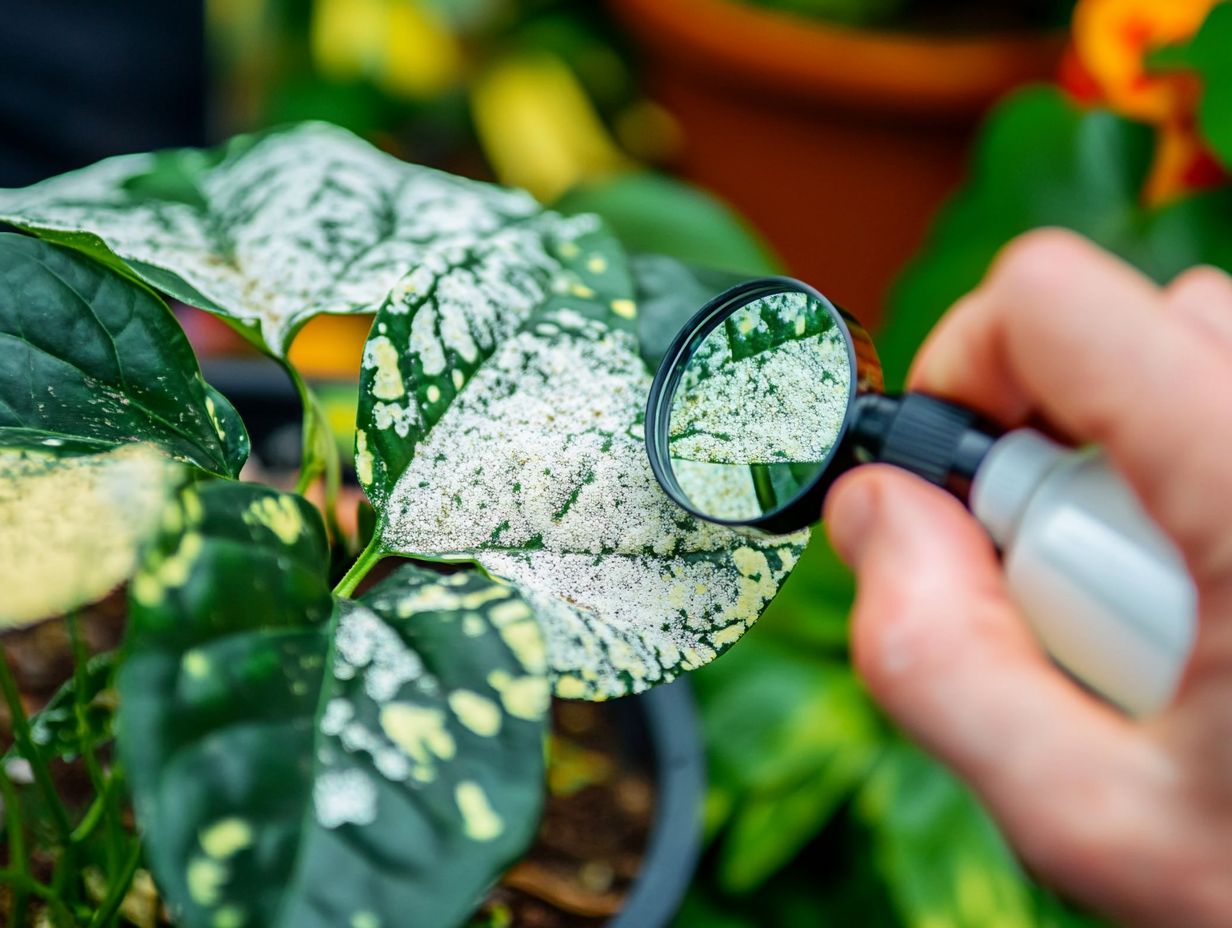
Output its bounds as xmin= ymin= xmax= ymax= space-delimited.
xmin=1165 ymin=264 xmax=1232 ymax=303
xmin=989 ymin=227 xmax=1093 ymax=296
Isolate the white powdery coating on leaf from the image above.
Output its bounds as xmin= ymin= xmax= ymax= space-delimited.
xmin=313 ymin=769 xmax=378 ymax=829
xmin=670 ymin=326 xmax=850 ymax=465
xmin=379 ymin=316 xmax=804 ymax=698
xmin=385 ymin=225 xmax=560 ymax=389
xmin=0 ymin=123 xmax=542 ymax=353
xmin=333 ymin=603 xmax=429 ymax=703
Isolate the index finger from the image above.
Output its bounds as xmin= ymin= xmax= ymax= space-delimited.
xmin=907 ymin=228 xmax=1232 ymax=589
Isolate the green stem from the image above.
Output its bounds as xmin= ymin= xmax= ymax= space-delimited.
xmin=0 ymin=651 xmax=72 ymax=845
xmin=0 ymin=869 xmax=77 ymax=923
xmin=749 ymin=464 xmax=777 ymax=513
xmin=286 ymin=364 xmax=330 ymax=492
xmin=286 ymin=363 xmax=348 ymax=545
xmin=333 ymin=535 xmax=384 ymax=598
xmin=86 ymin=840 xmax=141 ymax=928
xmin=66 ymin=617 xmax=119 ymax=879
xmin=0 ymin=764 xmax=28 ymax=926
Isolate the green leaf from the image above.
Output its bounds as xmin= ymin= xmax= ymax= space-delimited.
xmin=3 ymin=652 xmax=117 ymax=763
xmin=0 ymin=123 xmax=553 ymax=357
xmin=694 ymin=638 xmax=879 ymax=892
xmin=628 ymin=254 xmax=749 ymax=370
xmin=858 ymin=742 xmax=1036 ymax=928
xmin=881 ymin=88 xmax=1232 ymax=388
xmin=555 ymin=172 xmax=781 ymax=276
xmin=0 ymin=233 xmax=249 ymax=476
xmin=1152 ymin=3 xmax=1232 ymax=170
xmin=0 ymin=443 xmax=179 ymax=629
xmin=357 ymin=221 xmax=805 ymax=700
xmin=119 ymin=481 xmax=550 ymax=928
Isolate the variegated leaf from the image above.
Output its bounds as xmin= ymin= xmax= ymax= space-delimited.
xmin=0 ymin=123 xmax=548 ymax=356
xmin=120 ymin=482 xmax=549 ymax=928
xmin=0 ymin=443 xmax=179 ymax=629
xmin=360 ymin=237 xmax=806 ymax=700
xmin=356 ymin=211 xmax=634 ymax=507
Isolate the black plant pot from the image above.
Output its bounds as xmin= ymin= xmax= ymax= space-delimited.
xmin=202 ymin=357 xmax=706 ymax=927
xmin=607 ymin=680 xmax=705 ymax=927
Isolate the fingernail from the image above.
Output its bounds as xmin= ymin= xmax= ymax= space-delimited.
xmin=825 ymin=476 xmax=879 ymax=566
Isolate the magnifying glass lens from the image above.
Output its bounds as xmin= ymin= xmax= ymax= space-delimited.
xmin=666 ymin=291 xmax=855 ymax=521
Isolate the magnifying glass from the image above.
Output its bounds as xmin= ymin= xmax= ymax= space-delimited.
xmin=645 ymin=276 xmax=1196 ymax=717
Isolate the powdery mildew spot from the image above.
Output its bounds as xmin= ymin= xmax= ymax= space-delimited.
xmin=378 ymin=313 xmax=806 ymax=698
xmin=313 ymin=579 xmax=548 ymax=863
xmin=313 ymin=768 xmax=378 ymax=829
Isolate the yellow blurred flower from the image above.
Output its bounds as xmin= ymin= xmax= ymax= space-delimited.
xmin=311 ymin=0 xmax=462 ymax=99
xmin=472 ymin=53 xmax=633 ymax=203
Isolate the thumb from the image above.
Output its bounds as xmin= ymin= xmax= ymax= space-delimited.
xmin=824 ymin=466 xmax=1149 ymax=871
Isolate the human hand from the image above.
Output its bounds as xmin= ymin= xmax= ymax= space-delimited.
xmin=825 ymin=229 xmax=1232 ymax=927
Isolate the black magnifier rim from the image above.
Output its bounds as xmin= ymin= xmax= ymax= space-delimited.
xmin=645 ymin=276 xmax=861 ymax=536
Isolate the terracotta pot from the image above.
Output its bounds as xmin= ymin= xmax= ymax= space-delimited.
xmin=609 ymin=0 xmax=1065 ymax=328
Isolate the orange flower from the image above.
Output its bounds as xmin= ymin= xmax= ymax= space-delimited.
xmin=1145 ymin=119 xmax=1229 ymax=204
xmin=1064 ymin=0 xmax=1228 ymax=203
xmin=1070 ymin=0 xmax=1216 ymax=123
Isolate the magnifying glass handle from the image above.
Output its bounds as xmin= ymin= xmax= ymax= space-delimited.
xmin=853 ymin=393 xmax=1197 ymax=716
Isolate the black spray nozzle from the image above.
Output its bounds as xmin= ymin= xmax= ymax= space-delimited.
xmin=850 ymin=393 xmax=999 ymax=502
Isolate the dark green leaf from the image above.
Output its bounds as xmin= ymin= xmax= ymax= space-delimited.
xmin=0 ymin=233 xmax=248 ymax=476
xmin=555 ymin=173 xmax=781 ymax=276
xmin=628 ymin=254 xmax=749 ymax=370
xmin=119 ymin=482 xmax=550 ymax=928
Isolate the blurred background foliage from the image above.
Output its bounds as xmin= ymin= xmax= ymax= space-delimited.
xmin=207 ymin=0 xmax=1232 ymax=925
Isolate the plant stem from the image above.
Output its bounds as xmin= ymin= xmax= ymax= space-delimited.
xmin=66 ymin=616 xmax=119 ymax=879
xmin=333 ymin=535 xmax=385 ymax=598
xmin=86 ymin=839 xmax=140 ymax=928
xmin=286 ymin=363 xmax=348 ymax=545
xmin=0 ymin=651 xmax=72 ymax=845
xmin=0 ymin=869 xmax=77 ymax=923
xmin=0 ymin=764 xmax=28 ymax=926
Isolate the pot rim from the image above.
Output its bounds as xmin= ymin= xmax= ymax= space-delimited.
xmin=608 ymin=679 xmax=706 ymax=927
xmin=608 ymin=0 xmax=1067 ymax=116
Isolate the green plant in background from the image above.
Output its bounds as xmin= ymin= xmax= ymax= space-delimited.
xmin=0 ymin=124 xmax=802 ymax=926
